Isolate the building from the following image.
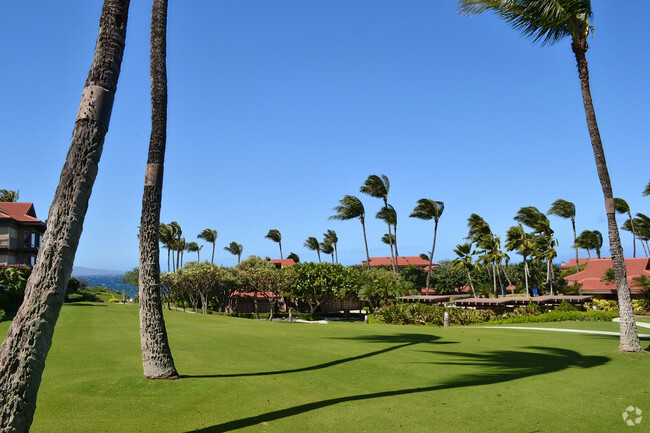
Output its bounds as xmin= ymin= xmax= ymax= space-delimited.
xmin=563 ymin=257 xmax=650 ymax=298
xmin=0 ymin=202 xmax=47 ymax=266
xmin=361 ymin=256 xmax=434 ymax=269
xmin=269 ymin=258 xmax=295 ymax=269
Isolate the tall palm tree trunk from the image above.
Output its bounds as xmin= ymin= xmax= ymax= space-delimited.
xmin=279 ymin=241 xmax=283 ymax=260
xmin=425 ymin=221 xmax=439 ymax=295
xmin=572 ymin=39 xmax=641 ymax=352
xmin=386 ymin=221 xmax=396 ymax=272
xmin=465 ymin=270 xmax=476 ymax=298
xmin=524 ymin=257 xmax=530 ymax=297
xmin=211 ymin=242 xmax=215 ymax=264
xmin=138 ymin=0 xmax=178 ymax=380
xmin=571 ymin=219 xmax=580 ymax=272
xmin=0 ymin=1 xmax=130 ymax=429
xmin=361 ymin=218 xmax=370 ymax=269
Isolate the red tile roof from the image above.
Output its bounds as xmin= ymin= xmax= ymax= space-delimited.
xmin=560 ymin=258 xmax=590 ymax=269
xmin=0 ymin=202 xmax=44 ymax=224
xmin=362 ymin=256 xmax=435 ymax=268
xmin=564 ymin=257 xmax=650 ymax=294
xmin=270 ymin=259 xmax=295 ymax=268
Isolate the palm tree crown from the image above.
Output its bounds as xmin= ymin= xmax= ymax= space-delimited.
xmin=304 ymin=236 xmax=321 ymax=263
xmin=410 ymin=199 xmax=445 ymax=293
xmin=224 ymin=241 xmax=243 ymax=264
xmin=330 ymin=195 xmax=370 ymax=268
xmin=197 ymin=228 xmax=218 ymax=264
xmin=265 ymin=229 xmax=283 ymax=259
xmin=548 ymin=198 xmax=579 ymax=270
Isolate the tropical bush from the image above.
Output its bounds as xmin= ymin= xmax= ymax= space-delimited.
xmin=487 ymin=310 xmax=617 ymax=325
xmin=0 ymin=309 xmax=5 ymax=322
xmin=374 ymin=303 xmax=497 ymax=326
xmin=584 ymin=299 xmax=619 ymax=312
xmin=632 ymin=299 xmax=650 ymax=314
xmin=555 ymin=300 xmax=577 ymax=312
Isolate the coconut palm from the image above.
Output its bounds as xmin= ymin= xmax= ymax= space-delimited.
xmin=197 ymin=228 xmax=218 ymax=264
xmin=576 ymin=229 xmax=603 ymax=259
xmin=321 ymin=239 xmax=335 ymax=264
xmin=0 ymin=189 xmax=18 ymax=202
xmin=460 ymin=0 xmax=640 ymax=352
xmin=547 ymin=199 xmax=579 ymax=271
xmin=287 ymin=252 xmax=300 ymax=263
xmin=159 ymin=223 xmax=175 ymax=272
xmin=452 ymin=243 xmax=477 ymax=298
xmin=329 ymin=195 xmax=370 ymax=269
xmin=265 ymin=229 xmax=283 ymax=259
xmin=644 ymin=181 xmax=650 ymax=197
xmin=377 ymin=204 xmax=399 ymax=259
xmin=304 ymin=236 xmax=321 ymax=263
xmin=466 ymin=214 xmax=502 ymax=296
xmin=0 ymin=1 xmax=131 ymax=428
xmin=614 ymin=198 xmax=638 ymax=258
xmin=410 ymin=199 xmax=445 ymax=294
xmin=505 ymin=224 xmax=535 ymax=296
xmin=168 ymin=221 xmax=182 ymax=270
xmin=360 ymin=174 xmax=396 ymax=270
xmin=137 ymin=0 xmax=178 ymax=381
xmin=185 ymin=241 xmax=201 ymax=262
xmin=323 ymin=229 xmax=338 ymax=263
xmin=514 ymin=206 xmax=557 ymax=294
xmin=224 ymin=241 xmax=243 ymax=264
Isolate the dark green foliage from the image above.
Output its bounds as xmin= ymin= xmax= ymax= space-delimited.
xmin=399 ymin=266 xmax=427 ymax=291
xmin=0 ymin=264 xmax=32 ymax=317
xmin=0 ymin=309 xmax=5 ymax=322
xmin=488 ymin=310 xmax=617 ymax=325
xmin=66 ymin=277 xmax=89 ymax=295
xmin=428 ymin=261 xmax=467 ymax=294
xmin=287 ymin=262 xmax=358 ymax=314
xmin=374 ymin=303 xmax=497 ymax=326
xmin=555 ymin=300 xmax=577 ymax=312
xmin=65 ymin=290 xmax=100 ymax=303
xmin=120 ymin=267 xmax=139 ymax=287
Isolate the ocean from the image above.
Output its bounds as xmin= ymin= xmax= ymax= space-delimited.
xmin=77 ymin=274 xmax=138 ymax=298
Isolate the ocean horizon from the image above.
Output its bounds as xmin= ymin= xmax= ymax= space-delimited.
xmin=75 ymin=274 xmax=138 ymax=298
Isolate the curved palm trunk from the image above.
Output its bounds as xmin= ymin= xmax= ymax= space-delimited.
xmin=361 ymin=217 xmax=370 ymax=269
xmin=572 ymin=39 xmax=640 ymax=352
xmin=211 ymin=242 xmax=215 ymax=264
xmin=523 ymin=256 xmax=530 ymax=297
xmin=334 ymin=242 xmax=338 ymax=264
xmin=425 ymin=221 xmax=439 ymax=295
xmin=0 ymin=1 xmax=130 ymax=429
xmin=279 ymin=241 xmax=283 ymax=260
xmin=571 ymin=218 xmax=580 ymax=272
xmin=386 ymin=221 xmax=396 ymax=272
xmin=465 ymin=270 xmax=476 ymax=298
xmin=138 ymin=0 xmax=178 ymax=380
xmin=393 ymin=223 xmax=399 ymax=257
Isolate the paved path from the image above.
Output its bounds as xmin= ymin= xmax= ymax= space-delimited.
xmin=479 ymin=320 xmax=650 ymax=339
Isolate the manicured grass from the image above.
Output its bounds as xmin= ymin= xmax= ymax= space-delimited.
xmin=2 ymin=304 xmax=650 ymax=432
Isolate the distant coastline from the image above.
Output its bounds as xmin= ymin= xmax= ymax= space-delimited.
xmin=71 ymin=270 xmax=138 ymax=298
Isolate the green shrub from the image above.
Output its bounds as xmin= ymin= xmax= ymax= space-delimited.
xmin=108 ymin=297 xmax=120 ymax=303
xmin=0 ymin=293 xmax=8 ymax=309
xmin=555 ymin=301 xmax=577 ymax=312
xmin=486 ymin=310 xmax=617 ymax=325
xmin=0 ymin=309 xmax=5 ymax=322
xmin=374 ymin=303 xmax=497 ymax=326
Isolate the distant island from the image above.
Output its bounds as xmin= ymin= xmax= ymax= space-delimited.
xmin=72 ymin=266 xmax=124 ymax=276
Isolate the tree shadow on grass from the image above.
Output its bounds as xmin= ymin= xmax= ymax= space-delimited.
xmin=182 ymin=333 xmax=454 ymax=379
xmin=185 ymin=346 xmax=609 ymax=433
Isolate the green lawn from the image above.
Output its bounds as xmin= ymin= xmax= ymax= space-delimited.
xmin=2 ymin=304 xmax=649 ymax=432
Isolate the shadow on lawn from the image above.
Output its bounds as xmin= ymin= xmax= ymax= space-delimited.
xmin=185 ymin=346 xmax=609 ymax=433
xmin=182 ymin=333 xmax=452 ymax=379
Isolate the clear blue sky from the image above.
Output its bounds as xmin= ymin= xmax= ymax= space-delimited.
xmin=1 ymin=1 xmax=648 ymax=272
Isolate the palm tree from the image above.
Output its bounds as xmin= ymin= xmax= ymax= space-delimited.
xmin=0 ymin=1 xmax=131 ymax=429
xmin=644 ymin=181 xmax=650 ymax=197
xmin=185 ymin=241 xmax=201 ymax=262
xmin=0 ymin=189 xmax=18 ymax=202
xmin=197 ymin=228 xmax=218 ymax=264
xmin=466 ymin=213 xmax=502 ymax=296
xmin=224 ymin=241 xmax=243 ymax=264
xmin=287 ymin=252 xmax=300 ymax=263
xmin=514 ymin=206 xmax=556 ymax=294
xmin=329 ymin=195 xmax=370 ymax=269
xmin=137 ymin=0 xmax=178 ymax=381
xmin=321 ymin=239 xmax=335 ymax=263
xmin=168 ymin=221 xmax=182 ymax=271
xmin=265 ymin=229 xmax=283 ymax=259
xmin=304 ymin=236 xmax=321 ymax=263
xmin=622 ymin=217 xmax=649 ymax=257
xmin=360 ymin=174 xmax=396 ymax=270
xmin=377 ymin=204 xmax=399 ymax=262
xmin=547 ymin=199 xmax=579 ymax=271
xmin=614 ymin=198 xmax=637 ymax=258
xmin=575 ymin=230 xmax=603 ymax=259
xmin=505 ymin=224 xmax=535 ymax=296
xmin=452 ymin=243 xmax=477 ymax=298
xmin=159 ymin=223 xmax=174 ymax=272
xmin=323 ymin=229 xmax=338 ymax=263
xmin=410 ymin=199 xmax=444 ymax=294
xmin=460 ymin=0 xmax=640 ymax=352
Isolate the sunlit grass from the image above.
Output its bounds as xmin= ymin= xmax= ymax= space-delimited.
xmin=1 ymin=304 xmax=649 ymax=432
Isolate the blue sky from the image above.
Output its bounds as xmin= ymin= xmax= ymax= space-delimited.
xmin=1 ymin=1 xmax=648 ymax=272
